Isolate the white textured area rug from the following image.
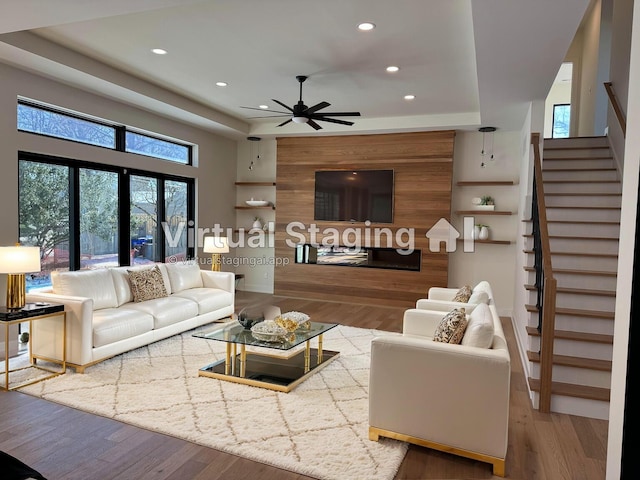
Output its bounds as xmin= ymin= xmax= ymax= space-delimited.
xmin=19 ymin=325 xmax=408 ymax=480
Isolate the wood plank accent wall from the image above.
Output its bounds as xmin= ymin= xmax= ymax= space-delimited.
xmin=274 ymin=131 xmax=455 ymax=308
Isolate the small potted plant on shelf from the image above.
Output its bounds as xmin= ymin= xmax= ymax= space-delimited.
xmin=250 ymin=216 xmax=263 ymax=233
xmin=474 ymin=224 xmax=490 ymax=240
xmin=475 ymin=195 xmax=495 ymax=211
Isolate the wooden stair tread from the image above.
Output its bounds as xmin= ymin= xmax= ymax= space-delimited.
xmin=525 ymin=325 xmax=614 ymax=343
xmin=528 ymin=377 xmax=610 ymax=402
xmin=544 ymin=192 xmax=621 ymax=196
xmin=544 ymin=206 xmax=620 ymax=210
xmin=523 ymin=249 xmax=617 ymax=258
xmin=543 ymin=145 xmax=610 ymax=150
xmin=524 ymin=284 xmax=615 ymax=296
xmin=542 ymin=167 xmax=616 ymax=172
xmin=542 ymin=179 xmax=620 ymax=183
xmin=543 ymin=157 xmax=613 ymax=161
xmin=522 ymin=219 xmax=620 ymax=225
xmin=525 ymin=305 xmax=614 ymax=319
xmin=526 ymin=351 xmax=612 ymax=371
xmin=524 ymin=266 xmax=617 ymax=276
xmin=522 ymin=234 xmax=618 ymax=241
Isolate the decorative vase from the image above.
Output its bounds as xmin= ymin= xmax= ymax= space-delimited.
xmin=250 ymin=219 xmax=262 ymax=232
xmin=479 ymin=226 xmax=489 ymax=240
xmin=473 ymin=225 xmax=481 ymax=240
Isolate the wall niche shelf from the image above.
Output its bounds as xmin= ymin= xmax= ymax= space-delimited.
xmin=235 ymin=205 xmax=275 ymax=210
xmin=235 ymin=182 xmax=276 ymax=186
xmin=455 ymin=210 xmax=512 ymax=216
xmin=457 ymin=239 xmax=513 ymax=245
xmin=456 ymin=181 xmax=516 ymax=186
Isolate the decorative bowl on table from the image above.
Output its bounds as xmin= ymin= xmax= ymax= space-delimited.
xmin=245 ymin=199 xmax=270 ymax=207
xmin=276 ymin=311 xmax=310 ymax=331
xmin=237 ymin=306 xmax=265 ymax=329
xmin=250 ymin=320 xmax=287 ymax=342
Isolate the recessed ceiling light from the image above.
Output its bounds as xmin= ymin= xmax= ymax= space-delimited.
xmin=151 ymin=48 xmax=167 ymax=55
xmin=358 ymin=22 xmax=375 ymax=31
xmin=259 ymin=105 xmax=269 ymax=109
xmin=215 ymin=82 xmax=228 ymax=87
xmin=386 ymin=66 xmax=400 ymax=73
xmin=404 ymin=95 xmax=416 ymax=101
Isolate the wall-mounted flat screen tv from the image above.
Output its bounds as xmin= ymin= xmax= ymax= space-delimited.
xmin=314 ymin=169 xmax=394 ymax=223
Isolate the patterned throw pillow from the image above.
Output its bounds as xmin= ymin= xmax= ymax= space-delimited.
xmin=433 ymin=308 xmax=468 ymax=344
xmin=451 ymin=285 xmax=472 ymax=303
xmin=128 ymin=265 xmax=168 ymax=303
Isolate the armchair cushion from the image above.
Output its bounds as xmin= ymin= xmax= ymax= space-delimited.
xmin=468 ymin=290 xmax=490 ymax=305
xmin=451 ymin=285 xmax=472 ymax=302
xmin=461 ymin=303 xmax=494 ymax=348
xmin=433 ymin=308 xmax=467 ymax=344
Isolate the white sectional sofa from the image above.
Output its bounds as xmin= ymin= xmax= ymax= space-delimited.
xmin=415 ymin=280 xmax=493 ymax=312
xmin=26 ymin=262 xmax=234 ymax=372
xmin=368 ymin=291 xmax=510 ymax=476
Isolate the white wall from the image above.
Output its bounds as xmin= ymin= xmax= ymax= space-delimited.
xmin=577 ymin=0 xmax=602 ymax=137
xmin=448 ymin=130 xmax=521 ymax=316
xmin=606 ymin=1 xmax=640 ymax=476
xmin=0 ymin=61 xmax=237 ymax=290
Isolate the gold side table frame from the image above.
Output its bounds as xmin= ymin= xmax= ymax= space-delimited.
xmin=1 ymin=311 xmax=66 ymax=391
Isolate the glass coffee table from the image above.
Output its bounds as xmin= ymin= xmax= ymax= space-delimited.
xmin=193 ymin=321 xmax=339 ymax=392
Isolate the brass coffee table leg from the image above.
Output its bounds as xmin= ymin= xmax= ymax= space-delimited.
xmin=225 ymin=343 xmax=232 ymax=375
xmin=304 ymin=341 xmax=311 ymax=373
xmin=240 ymin=344 xmax=246 ymax=377
xmin=317 ymin=334 xmax=324 ymax=364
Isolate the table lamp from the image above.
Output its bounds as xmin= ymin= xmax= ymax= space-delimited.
xmin=0 ymin=244 xmax=41 ymax=309
xmin=203 ymin=236 xmax=229 ymax=272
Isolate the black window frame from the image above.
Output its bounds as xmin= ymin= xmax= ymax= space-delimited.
xmin=18 ymin=151 xmax=195 ymax=272
xmin=551 ymin=103 xmax=571 ymax=139
xmin=17 ymin=99 xmax=193 ymax=166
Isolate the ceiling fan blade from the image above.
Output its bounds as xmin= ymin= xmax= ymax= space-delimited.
xmin=313 ymin=111 xmax=361 ymax=117
xmin=312 ymin=116 xmax=354 ymax=126
xmin=247 ymin=115 xmax=290 ymax=119
xmin=307 ymin=119 xmax=322 ymax=130
xmin=305 ymin=101 xmax=331 ymax=115
xmin=272 ymin=99 xmax=294 ymax=112
xmin=240 ymin=106 xmax=290 ymax=114
xmin=277 ymin=118 xmax=293 ymax=127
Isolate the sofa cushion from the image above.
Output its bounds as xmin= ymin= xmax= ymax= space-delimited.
xmin=461 ymin=303 xmax=494 ymax=348
xmin=165 ymin=262 xmax=204 ymax=293
xmin=433 ymin=308 xmax=467 ymax=344
xmin=451 ymin=285 xmax=472 ymax=303
xmin=92 ymin=308 xmax=154 ymax=348
xmin=128 ymin=265 xmax=168 ymax=302
xmin=51 ymin=269 xmax=118 ymax=310
xmin=120 ymin=296 xmax=199 ymax=329
xmin=172 ymin=288 xmax=234 ymax=315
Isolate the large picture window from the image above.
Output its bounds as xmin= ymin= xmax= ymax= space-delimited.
xmin=18 ymin=153 xmax=194 ymax=290
xmin=552 ymin=103 xmax=571 ymax=138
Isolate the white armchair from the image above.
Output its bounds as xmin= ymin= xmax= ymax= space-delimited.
xmin=368 ymin=303 xmax=510 ymax=476
xmin=415 ymin=280 xmax=493 ymax=312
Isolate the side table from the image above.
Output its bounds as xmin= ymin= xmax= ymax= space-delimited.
xmin=0 ymin=303 xmax=66 ymax=390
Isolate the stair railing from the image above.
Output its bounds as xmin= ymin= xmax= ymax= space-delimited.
xmin=604 ymin=81 xmax=626 ymax=137
xmin=530 ymin=133 xmax=557 ymax=413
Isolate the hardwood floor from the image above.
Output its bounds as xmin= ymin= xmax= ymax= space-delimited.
xmin=0 ymin=292 xmax=608 ymax=479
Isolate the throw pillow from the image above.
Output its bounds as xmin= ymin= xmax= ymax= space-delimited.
xmin=433 ymin=308 xmax=468 ymax=344
xmin=461 ymin=303 xmax=495 ymax=348
xmin=451 ymin=285 xmax=472 ymax=303
xmin=128 ymin=265 xmax=168 ymax=302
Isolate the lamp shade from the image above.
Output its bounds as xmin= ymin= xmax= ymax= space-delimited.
xmin=0 ymin=246 xmax=41 ymax=274
xmin=203 ymin=236 xmax=229 ymax=254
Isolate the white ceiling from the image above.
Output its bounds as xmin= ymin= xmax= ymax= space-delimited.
xmin=0 ymin=0 xmax=591 ymax=139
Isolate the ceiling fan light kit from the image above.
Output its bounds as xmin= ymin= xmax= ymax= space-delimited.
xmin=241 ymin=75 xmax=360 ymax=130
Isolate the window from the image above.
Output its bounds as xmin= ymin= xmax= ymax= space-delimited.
xmin=17 ymin=102 xmax=115 ymax=148
xmin=552 ymin=104 xmax=570 ymax=138
xmin=17 ymin=100 xmax=192 ymax=165
xmin=126 ymin=131 xmax=190 ymax=164
xmin=18 ymin=154 xmax=195 ymax=290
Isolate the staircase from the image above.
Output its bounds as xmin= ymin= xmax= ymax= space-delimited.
xmin=525 ymin=136 xmax=620 ymax=420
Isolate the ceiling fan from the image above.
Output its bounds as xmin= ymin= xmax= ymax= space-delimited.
xmin=241 ymin=75 xmax=361 ymax=130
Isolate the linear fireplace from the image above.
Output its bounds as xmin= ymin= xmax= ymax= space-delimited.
xmin=294 ymin=244 xmax=421 ymax=271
